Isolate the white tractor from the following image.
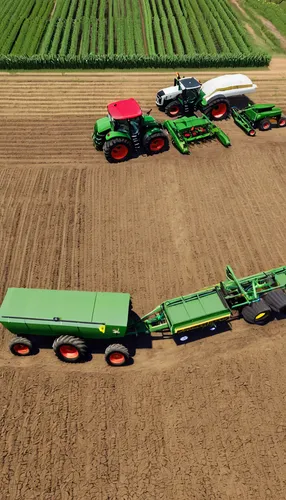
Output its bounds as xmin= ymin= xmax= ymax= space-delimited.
xmin=156 ymin=73 xmax=257 ymax=120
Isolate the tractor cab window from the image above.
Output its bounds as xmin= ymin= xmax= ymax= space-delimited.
xmin=129 ymin=117 xmax=141 ymax=135
xmin=115 ymin=119 xmax=129 ymax=134
xmin=185 ymin=88 xmax=200 ymax=103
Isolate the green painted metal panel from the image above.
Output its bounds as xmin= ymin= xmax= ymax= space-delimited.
xmin=163 ymin=290 xmax=230 ymax=333
xmin=94 ymin=116 xmax=111 ymax=134
xmin=0 ymin=288 xmax=130 ymax=338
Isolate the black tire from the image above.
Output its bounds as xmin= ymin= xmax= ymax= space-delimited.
xmin=278 ymin=117 xmax=286 ymax=128
xmin=52 ymin=335 xmax=87 ymax=363
xmin=105 ymin=344 xmax=130 ymax=366
xmin=9 ymin=336 xmax=33 ymax=356
xmin=165 ymin=100 xmax=183 ymax=118
xmin=258 ymin=118 xmax=272 ymax=131
xmin=143 ymin=131 xmax=169 ymax=155
xmin=202 ymin=96 xmax=231 ymax=121
xmin=103 ymin=137 xmax=133 ymax=163
xmin=263 ymin=289 xmax=286 ymax=314
xmin=241 ymin=299 xmax=271 ymax=325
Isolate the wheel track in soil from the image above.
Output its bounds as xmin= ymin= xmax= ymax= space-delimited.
xmin=0 ymin=65 xmax=286 ymax=499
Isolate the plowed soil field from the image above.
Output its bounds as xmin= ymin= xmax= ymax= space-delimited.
xmin=1 ymin=59 xmax=286 ymax=500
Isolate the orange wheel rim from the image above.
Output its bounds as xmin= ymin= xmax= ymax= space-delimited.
xmin=13 ymin=344 xmax=29 ymax=355
xmin=59 ymin=345 xmax=79 ymax=359
xmin=110 ymin=144 xmax=129 ymax=160
xmin=279 ymin=119 xmax=285 ymax=126
xmin=211 ymin=103 xmax=227 ymax=119
xmin=109 ymin=352 xmax=125 ymax=365
xmin=249 ymin=130 xmax=255 ymax=136
xmin=149 ymin=137 xmax=165 ymax=151
xmin=263 ymin=122 xmax=270 ymax=130
xmin=169 ymin=106 xmax=179 ymax=116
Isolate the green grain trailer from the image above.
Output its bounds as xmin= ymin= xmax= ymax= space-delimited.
xmin=1 ymin=265 xmax=286 ymax=366
xmin=231 ymin=103 xmax=286 ymax=136
xmin=0 ymin=288 xmax=138 ymax=366
xmin=163 ymin=115 xmax=231 ymax=154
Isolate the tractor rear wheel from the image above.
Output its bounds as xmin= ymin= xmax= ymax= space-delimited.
xmin=9 ymin=336 xmax=33 ymax=356
xmin=143 ymin=131 xmax=169 ymax=155
xmin=259 ymin=119 xmax=272 ymax=131
xmin=53 ymin=335 xmax=87 ymax=363
xmin=105 ymin=344 xmax=130 ymax=366
xmin=203 ymin=97 xmax=231 ymax=121
xmin=103 ymin=137 xmax=133 ymax=163
xmin=241 ymin=299 xmax=271 ymax=325
xmin=278 ymin=117 xmax=286 ymax=128
xmin=263 ymin=289 xmax=286 ymax=314
xmin=165 ymin=100 xmax=183 ymax=118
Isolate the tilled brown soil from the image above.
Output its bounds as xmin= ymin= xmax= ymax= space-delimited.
xmin=1 ymin=62 xmax=286 ymax=499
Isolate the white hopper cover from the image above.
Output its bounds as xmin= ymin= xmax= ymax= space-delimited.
xmin=201 ymin=74 xmax=255 ymax=99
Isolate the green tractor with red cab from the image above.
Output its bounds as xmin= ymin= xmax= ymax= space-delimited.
xmin=92 ymin=98 xmax=169 ymax=163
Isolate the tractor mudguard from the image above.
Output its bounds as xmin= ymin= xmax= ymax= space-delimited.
xmin=104 ymin=130 xmax=131 ymax=142
xmin=143 ymin=127 xmax=164 ymax=137
xmin=142 ymin=115 xmax=162 ymax=128
xmin=94 ymin=116 xmax=111 ymax=135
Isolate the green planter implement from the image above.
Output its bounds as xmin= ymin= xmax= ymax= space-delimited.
xmin=231 ymin=103 xmax=286 ymax=136
xmin=163 ymin=114 xmax=231 ymax=154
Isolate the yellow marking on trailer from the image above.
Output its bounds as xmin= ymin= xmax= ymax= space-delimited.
xmin=174 ymin=313 xmax=231 ymax=333
xmin=207 ymin=83 xmax=254 ymax=99
xmin=99 ymin=325 xmax=106 ymax=333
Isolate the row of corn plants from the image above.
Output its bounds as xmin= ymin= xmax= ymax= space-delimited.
xmin=0 ymin=0 xmax=271 ymax=66
xmin=0 ymin=52 xmax=271 ymax=70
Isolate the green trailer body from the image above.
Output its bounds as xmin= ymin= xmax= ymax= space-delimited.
xmin=163 ymin=115 xmax=231 ymax=154
xmin=231 ymin=103 xmax=286 ymax=136
xmin=142 ymin=265 xmax=286 ymax=336
xmin=0 ymin=288 xmax=132 ymax=339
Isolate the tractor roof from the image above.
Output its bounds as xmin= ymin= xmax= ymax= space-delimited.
xmin=108 ymin=98 xmax=142 ymax=120
xmin=179 ymin=77 xmax=201 ymax=91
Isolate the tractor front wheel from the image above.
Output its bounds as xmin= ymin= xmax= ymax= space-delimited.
xmin=165 ymin=100 xmax=183 ymax=118
xmin=103 ymin=137 xmax=133 ymax=163
xmin=203 ymin=97 xmax=231 ymax=121
xmin=53 ymin=335 xmax=87 ymax=363
xmin=241 ymin=299 xmax=271 ymax=325
xmin=278 ymin=117 xmax=286 ymax=128
xmin=259 ymin=119 xmax=272 ymax=132
xmin=9 ymin=336 xmax=33 ymax=356
xmin=143 ymin=131 xmax=169 ymax=155
xmin=105 ymin=344 xmax=130 ymax=366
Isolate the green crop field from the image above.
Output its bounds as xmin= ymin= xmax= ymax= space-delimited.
xmin=0 ymin=0 xmax=272 ymax=69
xmin=243 ymin=0 xmax=286 ymax=37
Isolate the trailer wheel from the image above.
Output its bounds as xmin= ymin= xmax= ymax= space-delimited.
xmin=143 ymin=131 xmax=169 ymax=155
xmin=248 ymin=129 xmax=256 ymax=137
xmin=203 ymin=96 xmax=231 ymax=121
xmin=103 ymin=137 xmax=133 ymax=163
xmin=278 ymin=117 xmax=286 ymax=128
xmin=52 ymin=335 xmax=87 ymax=363
xmin=105 ymin=344 xmax=130 ymax=366
xmin=165 ymin=100 xmax=183 ymax=118
xmin=9 ymin=336 xmax=33 ymax=356
xmin=263 ymin=289 xmax=286 ymax=314
xmin=241 ymin=299 xmax=271 ymax=325
xmin=259 ymin=119 xmax=272 ymax=131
